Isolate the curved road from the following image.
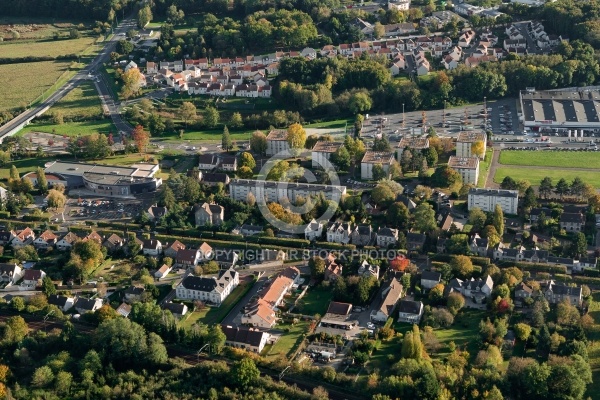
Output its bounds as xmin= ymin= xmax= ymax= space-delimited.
xmin=0 ymin=19 xmax=137 ymax=141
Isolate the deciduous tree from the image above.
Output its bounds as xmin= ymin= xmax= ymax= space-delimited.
xmin=250 ymin=131 xmax=267 ymax=155
xmin=179 ymin=102 xmax=196 ymax=126
xmin=132 ymin=125 xmax=150 ymax=154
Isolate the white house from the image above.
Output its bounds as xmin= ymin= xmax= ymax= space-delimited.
xmin=11 ymin=228 xmax=35 ymax=249
xmin=0 ymin=263 xmax=23 ymax=286
xmin=56 ymin=232 xmax=79 ymax=251
xmin=370 ymin=278 xmax=403 ymax=323
xmin=326 ymin=222 xmax=351 ymax=244
xmin=376 ymin=227 xmax=399 ymax=247
xmin=397 ymin=300 xmax=424 ymax=323
xmin=222 ymin=325 xmax=271 ymax=353
xmin=175 ymin=268 xmax=239 ymax=305
xmin=361 ymin=151 xmax=394 ymax=180
xmin=305 ymin=219 xmax=324 ymax=241
xmin=74 ymin=298 xmax=103 ymax=314
xmin=33 ymin=230 xmax=58 ymax=250
xmin=420 ymin=271 xmax=441 ymax=290
xmin=468 ymin=188 xmax=519 ymax=214
xmin=48 ymin=294 xmax=75 ymax=312
xmin=154 ymin=264 xmax=172 ymax=279
xmin=142 ymin=239 xmax=163 ymax=256
xmin=21 ymin=269 xmax=45 ymax=289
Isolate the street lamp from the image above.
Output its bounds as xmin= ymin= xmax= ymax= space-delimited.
xmin=484 ymin=96 xmax=487 ymax=126
xmin=279 ymin=365 xmax=292 ymax=380
xmin=402 ymin=103 xmax=405 ymax=129
xmin=197 ymin=343 xmax=210 ymax=362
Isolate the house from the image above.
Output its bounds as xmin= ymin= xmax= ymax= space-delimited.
xmin=370 ymin=278 xmax=403 ymax=323
xmin=396 ymin=194 xmax=417 ymax=210
xmin=0 ymin=230 xmax=15 ymax=245
xmin=530 ymin=207 xmax=552 ymax=223
xmin=361 ymin=151 xmax=394 ymax=180
xmin=397 ymin=300 xmax=424 ymax=324
xmin=198 ymin=154 xmax=220 ymax=170
xmin=56 ymin=232 xmax=79 ymax=251
xmin=544 ymin=280 xmax=582 ymax=306
xmin=195 ymin=202 xmax=225 ymax=226
xmin=469 ymin=234 xmax=489 ymax=257
xmin=326 ymin=222 xmax=351 ymax=244
xmin=33 ymin=230 xmax=57 ymax=250
xmin=176 ymin=267 xmax=239 ymax=305
xmin=358 ymin=260 xmax=380 ymax=279
xmin=324 ymin=253 xmax=343 ymax=282
xmin=21 ymin=269 xmax=45 ymax=288
xmin=124 ymin=285 xmax=145 ymax=303
xmin=220 ymin=155 xmax=238 ymax=171
xmin=421 ymin=271 xmax=441 ymax=290
xmin=84 ymin=231 xmax=103 ymax=245
xmin=162 ymin=302 xmax=189 ymax=316
xmin=11 ymin=227 xmax=35 ymax=249
xmin=103 ymin=233 xmax=125 ymax=253
xmin=116 ymin=303 xmax=132 ymax=318
xmin=437 ymin=238 xmax=447 ymax=253
xmin=458 ymin=30 xmax=475 ymax=47
xmin=74 ymin=298 xmax=103 ymax=314
xmin=514 ymin=282 xmax=535 ymax=305
xmin=164 ymin=240 xmax=186 ymax=259
xmin=213 ymin=249 xmax=239 ymax=268
xmin=175 ymin=248 xmax=202 ymax=267
xmin=448 ymin=156 xmax=479 ymax=185
xmin=305 ymin=219 xmax=324 ymax=241
xmin=468 ymin=188 xmax=519 ymax=214
xmin=440 ymin=213 xmax=454 ymax=232
xmin=222 ymin=324 xmax=271 ymax=353
xmin=456 ymin=131 xmax=486 ymax=159
xmin=241 ymin=267 xmax=300 ymax=328
xmin=0 ymin=263 xmax=23 ymax=286
xmin=442 ymin=55 xmax=459 ymax=70
xmin=560 ymin=213 xmax=585 ymax=232
xmin=146 ymin=205 xmax=168 ymax=221
xmin=199 ymin=242 xmax=214 ymax=260
xmin=201 ymin=172 xmax=230 ymax=187
xmin=446 ymin=275 xmax=494 ymax=304
xmin=142 ymin=239 xmax=163 ymax=256
xmin=155 ymin=264 xmax=172 ymax=279
xmin=266 ymin=129 xmax=290 ymax=156
xmin=390 ymin=57 xmax=406 ymax=76
xmin=311 ymin=141 xmax=342 ymax=169
xmin=48 ymin=294 xmax=75 ymax=312
xmin=377 ymin=227 xmax=399 ymax=247
xmin=406 ymin=232 xmax=426 ymax=252
xmin=239 ymin=224 xmax=263 ymax=236
xmin=350 ymin=225 xmax=373 ymax=246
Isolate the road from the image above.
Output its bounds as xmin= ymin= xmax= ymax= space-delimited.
xmin=0 ymin=19 xmax=135 ymax=141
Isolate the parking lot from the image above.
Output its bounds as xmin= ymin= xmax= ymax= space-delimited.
xmin=64 ymin=197 xmax=150 ymax=221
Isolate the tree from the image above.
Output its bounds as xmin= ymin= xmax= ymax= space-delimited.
xmin=523 ymin=186 xmax=537 ymax=209
xmin=287 ymin=123 xmax=306 ymax=150
xmin=207 ymin=324 xmax=226 ymax=354
xmin=32 ymin=366 xmax=54 ymax=388
xmin=570 ymin=232 xmax=587 ymax=258
xmin=166 ymin=4 xmax=185 ymax=24
xmin=331 ymin=146 xmax=351 ymax=170
xmin=514 ymin=322 xmax=532 ymax=341
xmin=250 ymin=131 xmax=267 ymax=155
xmin=372 ymin=164 xmax=386 ymax=181
xmin=423 ymin=147 xmax=438 ymax=168
xmin=555 ymin=178 xmax=570 ymax=199
xmin=371 ymin=184 xmax=395 ymax=206
xmin=471 ymin=141 xmax=485 ymax=158
xmin=429 ymin=283 xmax=445 ymax=304
xmin=3 ymin=316 xmax=28 ymax=344
xmin=132 ymin=125 xmax=150 ymax=154
xmin=468 ymin=207 xmax=487 ymax=231
xmin=570 ymin=177 xmax=585 ymax=199
xmin=401 ymin=325 xmax=424 ymax=360
xmin=414 ymin=185 xmax=433 ymax=201
xmin=203 ymin=106 xmax=219 ymax=128
xmin=451 ymin=255 xmax=473 ymax=278
xmin=493 ymin=204 xmax=504 ymax=235
xmin=447 ymin=234 xmax=469 ymax=255
xmin=539 ymin=177 xmax=554 ymax=199
xmin=232 ymin=358 xmax=260 ymax=389
xmin=240 ymin=152 xmax=256 ymax=170
xmin=179 ymin=102 xmax=196 ymax=126
xmin=55 ymin=371 xmax=72 ymax=395
xmin=11 ymin=297 xmax=25 ymax=312
xmin=447 ymin=292 xmax=465 ymax=315
xmin=138 ymin=5 xmax=152 ymax=28
xmin=373 ymin=22 xmax=385 ymax=39
xmin=120 ymin=68 xmax=145 ymax=99
xmin=229 ymin=112 xmax=243 ymax=129
xmin=47 ymin=189 xmax=66 ymax=209
xmin=400 ymin=149 xmax=413 ymax=172
xmin=348 ymin=92 xmax=373 ymax=114
xmin=413 ymin=203 xmax=436 ymax=232
xmin=36 ymin=166 xmax=48 ymax=193
xmin=431 ymin=165 xmax=462 ymax=189
xmin=388 ymin=202 xmax=409 ymax=230
xmin=41 ymin=276 xmax=56 ymax=296
xmin=222 ymin=126 xmax=233 ymax=151
xmin=309 ymin=256 xmax=326 ymax=279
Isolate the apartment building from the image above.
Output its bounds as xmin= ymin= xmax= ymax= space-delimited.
xmin=467 ymin=188 xmax=519 ymax=214
xmin=229 ymin=179 xmax=346 ymax=204
xmin=361 ymin=151 xmax=395 ymax=180
xmin=448 ymin=156 xmax=479 ymax=185
xmin=456 ymin=131 xmax=487 ymax=159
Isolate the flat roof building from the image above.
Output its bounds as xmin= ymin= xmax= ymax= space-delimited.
xmin=398 ymin=136 xmax=429 ymax=150
xmin=468 ymin=188 xmax=519 ymax=214
xmin=229 ymin=179 xmax=346 ymax=204
xmin=311 ymin=141 xmax=342 ymax=169
xmin=448 ymin=156 xmax=479 ymax=185
xmin=266 ymin=129 xmax=289 ymax=156
xmin=456 ymin=131 xmax=487 ymax=159
xmin=361 ymin=151 xmax=395 ymax=180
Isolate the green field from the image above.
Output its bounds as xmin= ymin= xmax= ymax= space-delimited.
xmin=431 ymin=310 xmax=485 ymax=360
xmin=20 ymin=119 xmax=116 ymax=137
xmin=0 ymin=36 xmax=96 ymax=59
xmin=0 ymin=61 xmax=72 ymax=112
xmin=477 ymin=149 xmax=493 ymax=187
xmin=0 ymin=157 xmax=55 ymax=181
xmin=298 ymin=285 xmax=334 ymax=316
xmin=160 ymin=129 xmax=253 ymax=142
xmin=49 ymin=81 xmax=103 ymax=119
xmin=263 ymin=321 xmax=310 ymax=360
xmin=305 ymin=118 xmax=352 ymax=129
xmin=0 ymin=17 xmax=88 ymax=40
xmin=494 ymin=167 xmax=600 ymax=188
xmin=499 ymin=150 xmax=600 ymax=169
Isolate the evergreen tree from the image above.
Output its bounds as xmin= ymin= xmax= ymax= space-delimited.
xmin=222 ymin=126 xmax=232 ymax=151
xmin=36 ymin=167 xmax=48 ymax=193
xmin=493 ymin=204 xmax=504 ymax=235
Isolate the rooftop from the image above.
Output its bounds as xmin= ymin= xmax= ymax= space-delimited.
xmin=457 ymin=131 xmax=486 ymax=142
xmin=468 ymin=188 xmax=519 ymax=198
xmin=312 ymin=141 xmax=342 ymax=153
xmin=521 ymin=89 xmax=600 ymax=125
xmin=448 ymin=156 xmax=479 ymax=169
xmin=361 ymin=151 xmax=395 ymax=164
xmin=399 ymin=137 xmax=429 ymax=149
xmin=266 ymin=129 xmax=288 ymax=141
xmin=45 ymin=161 xmax=157 ymax=179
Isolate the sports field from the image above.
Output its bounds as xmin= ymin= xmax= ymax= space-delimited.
xmin=499 ymin=150 xmax=600 ymax=169
xmin=493 ymin=167 xmax=600 ymax=187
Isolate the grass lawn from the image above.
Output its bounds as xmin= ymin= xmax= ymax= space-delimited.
xmin=0 ymin=61 xmax=71 ymax=112
xmin=50 ymin=81 xmax=103 ymax=119
xmin=20 ymin=119 xmax=117 ymax=137
xmin=477 ymin=149 xmax=493 ymax=187
xmin=0 ymin=17 xmax=90 ymax=40
xmin=432 ymin=309 xmax=485 ymax=360
xmin=263 ymin=321 xmax=310 ymax=360
xmin=305 ymin=118 xmax=353 ymax=129
xmin=160 ymin=128 xmax=252 ymax=142
xmin=179 ymin=278 xmax=255 ymax=328
xmin=0 ymin=36 xmax=96 ymax=59
xmin=298 ymin=285 xmax=334 ymax=316
xmin=494 ymin=167 xmax=600 ymax=188
xmin=585 ymin=292 xmax=600 ymax=398
xmin=499 ymin=150 xmax=600 ymax=169
xmin=369 ymin=336 xmax=404 ymax=370
xmin=0 ymin=156 xmax=55 ymax=181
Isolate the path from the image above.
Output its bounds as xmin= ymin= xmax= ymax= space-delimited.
xmin=485 ymin=149 xmax=501 ymax=189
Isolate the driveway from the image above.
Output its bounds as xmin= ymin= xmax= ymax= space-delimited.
xmin=221 ymin=275 xmax=266 ymax=326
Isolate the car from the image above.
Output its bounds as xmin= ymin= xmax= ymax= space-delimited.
xmin=354 ymin=306 xmax=363 ymax=313
xmin=367 ymin=322 xmax=376 ymax=329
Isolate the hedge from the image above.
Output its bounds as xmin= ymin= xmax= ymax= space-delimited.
xmin=315 ymin=241 xmax=356 ymax=251
xmin=430 ymin=254 xmax=490 ymax=267
xmin=0 ymin=211 xmax=10 ymax=219
xmin=583 ymin=268 xmax=600 ymax=277
xmin=572 ymin=275 xmax=600 ymax=285
xmin=509 ymin=262 xmax=567 ymax=275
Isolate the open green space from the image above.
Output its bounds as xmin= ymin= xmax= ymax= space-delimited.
xmin=49 ymin=81 xmax=104 ymax=119
xmin=160 ymin=129 xmax=253 ymax=142
xmin=0 ymin=61 xmax=72 ymax=112
xmin=0 ymin=156 xmax=55 ymax=181
xmin=477 ymin=149 xmax=493 ymax=187
xmin=431 ymin=309 xmax=485 ymax=360
xmin=298 ymin=285 xmax=334 ymax=316
xmin=20 ymin=119 xmax=117 ymax=137
xmin=179 ymin=279 xmax=254 ymax=328
xmin=494 ymin=167 xmax=600 ymax=188
xmin=305 ymin=118 xmax=352 ymax=130
xmin=263 ymin=321 xmax=310 ymax=360
xmin=499 ymin=150 xmax=600 ymax=169
xmin=0 ymin=36 xmax=96 ymax=59
xmin=0 ymin=17 xmax=89 ymax=40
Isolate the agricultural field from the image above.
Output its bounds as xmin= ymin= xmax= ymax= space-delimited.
xmin=0 ymin=17 xmax=86 ymax=40
xmin=0 ymin=61 xmax=72 ymax=112
xmin=493 ymin=167 xmax=600 ymax=188
xmin=49 ymin=81 xmax=104 ymax=120
xmin=0 ymin=36 xmax=96 ymax=59
xmin=499 ymin=150 xmax=600 ymax=169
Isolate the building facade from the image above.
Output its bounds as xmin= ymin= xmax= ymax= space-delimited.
xmin=468 ymin=188 xmax=519 ymax=214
